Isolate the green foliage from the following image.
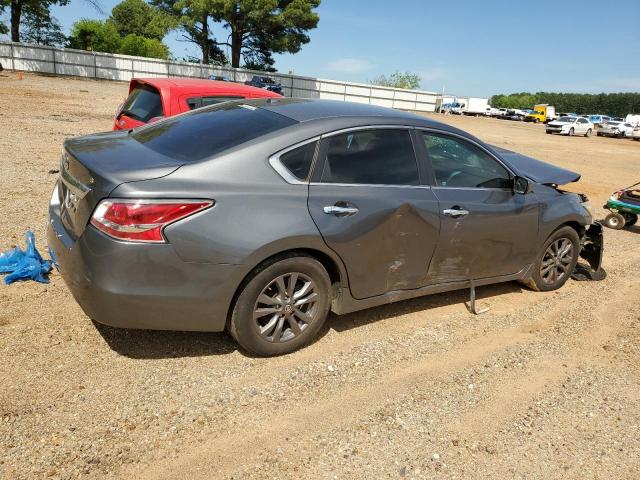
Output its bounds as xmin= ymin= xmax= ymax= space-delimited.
xmin=68 ymin=19 xmax=121 ymax=52
xmin=151 ymin=0 xmax=320 ymax=68
xmin=6 ymin=0 xmax=70 ymax=42
xmin=0 ymin=0 xmax=9 ymax=35
xmin=118 ymin=33 xmax=169 ymax=58
xmin=110 ymin=0 xmax=175 ymax=40
xmin=20 ymin=5 xmax=66 ymax=46
xmin=371 ymin=71 xmax=422 ymax=90
xmin=68 ymin=0 xmax=172 ymax=60
xmin=490 ymin=92 xmax=640 ymax=117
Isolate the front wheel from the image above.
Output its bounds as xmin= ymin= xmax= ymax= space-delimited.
xmin=522 ymin=226 xmax=580 ymax=292
xmin=568 ymin=128 xmax=575 ymax=136
xmin=603 ymin=212 xmax=626 ymax=230
xmin=585 ymin=128 xmax=592 ymax=137
xmin=229 ymin=255 xmax=331 ymax=356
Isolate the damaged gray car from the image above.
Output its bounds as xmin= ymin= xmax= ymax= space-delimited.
xmin=47 ymin=98 xmax=603 ymax=356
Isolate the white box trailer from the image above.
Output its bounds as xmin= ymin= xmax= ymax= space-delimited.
xmin=461 ymin=97 xmax=490 ymax=116
xmin=625 ymin=114 xmax=640 ymax=126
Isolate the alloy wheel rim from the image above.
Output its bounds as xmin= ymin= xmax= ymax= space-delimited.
xmin=540 ymin=238 xmax=574 ymax=285
xmin=253 ymin=272 xmax=319 ymax=343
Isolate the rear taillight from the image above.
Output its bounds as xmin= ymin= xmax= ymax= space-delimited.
xmin=90 ymin=200 xmax=213 ymax=243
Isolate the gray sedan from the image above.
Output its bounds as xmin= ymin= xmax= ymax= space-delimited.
xmin=47 ymin=99 xmax=603 ymax=356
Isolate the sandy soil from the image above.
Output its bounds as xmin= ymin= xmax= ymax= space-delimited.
xmin=0 ymin=73 xmax=639 ymax=480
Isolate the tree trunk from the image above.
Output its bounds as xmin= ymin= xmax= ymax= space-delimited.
xmin=231 ymin=29 xmax=242 ymax=68
xmin=201 ymin=14 xmax=209 ymax=64
xmin=10 ymin=0 xmax=22 ymax=42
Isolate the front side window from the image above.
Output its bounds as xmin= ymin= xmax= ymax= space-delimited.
xmin=320 ymin=129 xmax=419 ymax=185
xmin=422 ymin=132 xmax=511 ymax=189
xmin=120 ymin=85 xmax=164 ymax=122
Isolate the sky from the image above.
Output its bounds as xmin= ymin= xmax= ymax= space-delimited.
xmin=6 ymin=0 xmax=640 ymax=97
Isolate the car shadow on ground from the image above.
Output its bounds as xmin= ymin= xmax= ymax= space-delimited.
xmin=93 ymin=321 xmax=238 ymax=359
xmin=94 ymin=281 xmax=524 ymax=360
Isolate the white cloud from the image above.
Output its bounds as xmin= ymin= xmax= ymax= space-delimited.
xmin=327 ymin=58 xmax=375 ymax=74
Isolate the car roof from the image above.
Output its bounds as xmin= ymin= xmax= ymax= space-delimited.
xmin=244 ymin=97 xmax=438 ymax=125
xmin=131 ymin=77 xmax=281 ymax=96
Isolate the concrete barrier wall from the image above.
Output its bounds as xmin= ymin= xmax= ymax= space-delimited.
xmin=0 ymin=41 xmax=438 ymax=113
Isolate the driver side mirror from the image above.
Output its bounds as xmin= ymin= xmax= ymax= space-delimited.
xmin=513 ymin=176 xmax=532 ymax=195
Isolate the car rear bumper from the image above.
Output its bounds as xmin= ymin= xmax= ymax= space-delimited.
xmin=47 ymin=203 xmax=241 ymax=332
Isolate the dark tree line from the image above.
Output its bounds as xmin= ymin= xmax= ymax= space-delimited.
xmin=491 ymin=92 xmax=640 ymax=117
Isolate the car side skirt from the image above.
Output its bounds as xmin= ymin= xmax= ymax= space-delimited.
xmin=331 ymin=265 xmax=533 ymax=315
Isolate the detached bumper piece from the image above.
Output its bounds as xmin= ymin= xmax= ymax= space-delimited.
xmin=572 ymin=222 xmax=606 ymax=281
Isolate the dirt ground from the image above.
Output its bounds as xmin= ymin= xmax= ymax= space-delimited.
xmin=1 ymin=73 xmax=639 ymax=480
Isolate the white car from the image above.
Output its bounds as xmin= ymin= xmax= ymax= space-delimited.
xmin=545 ymin=116 xmax=594 ymax=137
xmin=597 ymin=121 xmax=635 ymax=138
xmin=631 ymin=126 xmax=640 ymax=141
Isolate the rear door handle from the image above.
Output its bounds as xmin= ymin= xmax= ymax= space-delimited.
xmin=323 ymin=205 xmax=359 ymax=216
xmin=443 ymin=208 xmax=469 ymax=218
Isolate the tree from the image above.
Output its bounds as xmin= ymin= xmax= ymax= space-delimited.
xmin=210 ymin=0 xmax=321 ymax=68
xmin=68 ymin=19 xmax=121 ymax=52
xmin=151 ymin=0 xmax=226 ymax=64
xmin=371 ymin=71 xmax=421 ymax=90
xmin=110 ymin=0 xmax=175 ymax=40
xmin=119 ymin=33 xmax=169 ymax=58
xmin=20 ymin=4 xmax=66 ymax=45
xmin=8 ymin=0 xmax=66 ymax=42
xmin=1 ymin=0 xmax=9 ymax=35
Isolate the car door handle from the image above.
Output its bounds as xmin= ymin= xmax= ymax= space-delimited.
xmin=443 ymin=208 xmax=469 ymax=218
xmin=323 ymin=205 xmax=359 ymax=216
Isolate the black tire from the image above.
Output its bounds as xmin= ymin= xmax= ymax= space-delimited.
xmin=623 ymin=213 xmax=638 ymax=227
xmin=585 ymin=128 xmax=592 ymax=137
xmin=229 ymin=255 xmax=331 ymax=356
xmin=603 ymin=212 xmax=626 ymax=230
xmin=568 ymin=127 xmax=575 ymax=136
xmin=522 ymin=226 xmax=580 ymax=292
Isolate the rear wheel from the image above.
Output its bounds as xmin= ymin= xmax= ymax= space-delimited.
xmin=603 ymin=212 xmax=626 ymax=230
xmin=229 ymin=255 xmax=331 ymax=356
xmin=523 ymin=226 xmax=580 ymax=292
xmin=623 ymin=213 xmax=638 ymax=227
xmin=585 ymin=128 xmax=592 ymax=137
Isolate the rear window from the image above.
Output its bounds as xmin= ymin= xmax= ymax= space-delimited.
xmin=132 ymin=103 xmax=296 ymax=162
xmin=121 ymin=85 xmax=164 ymax=122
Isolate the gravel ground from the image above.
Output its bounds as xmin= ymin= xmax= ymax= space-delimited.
xmin=0 ymin=73 xmax=639 ymax=480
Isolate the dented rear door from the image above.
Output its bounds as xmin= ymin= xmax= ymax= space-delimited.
xmin=307 ymin=128 xmax=440 ymax=300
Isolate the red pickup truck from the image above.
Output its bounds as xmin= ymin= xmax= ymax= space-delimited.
xmin=113 ymin=77 xmax=282 ymax=130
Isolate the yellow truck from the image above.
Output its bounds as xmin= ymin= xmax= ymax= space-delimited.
xmin=524 ymin=104 xmax=557 ymax=123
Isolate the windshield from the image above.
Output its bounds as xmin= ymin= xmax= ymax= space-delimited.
xmin=121 ymin=85 xmax=164 ymax=122
xmin=260 ymin=77 xmax=275 ymax=84
xmin=607 ymin=121 xmax=620 ymax=126
xmin=132 ymin=102 xmax=297 ymax=162
xmin=556 ymin=116 xmax=575 ymax=123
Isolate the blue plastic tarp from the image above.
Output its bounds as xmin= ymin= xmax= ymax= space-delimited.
xmin=0 ymin=231 xmax=52 ymax=285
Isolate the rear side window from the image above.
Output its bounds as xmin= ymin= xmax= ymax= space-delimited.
xmin=121 ymin=85 xmax=164 ymax=122
xmin=187 ymin=96 xmax=244 ymax=110
xmin=279 ymin=142 xmax=317 ymax=180
xmin=320 ymin=129 xmax=419 ymax=185
xmin=132 ymin=103 xmax=297 ymax=162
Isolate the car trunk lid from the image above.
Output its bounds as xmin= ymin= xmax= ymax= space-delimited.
xmin=58 ymin=130 xmax=183 ymax=239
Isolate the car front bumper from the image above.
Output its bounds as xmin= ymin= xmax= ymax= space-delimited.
xmin=580 ymin=222 xmax=604 ymax=273
xmin=47 ymin=201 xmax=242 ymax=332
